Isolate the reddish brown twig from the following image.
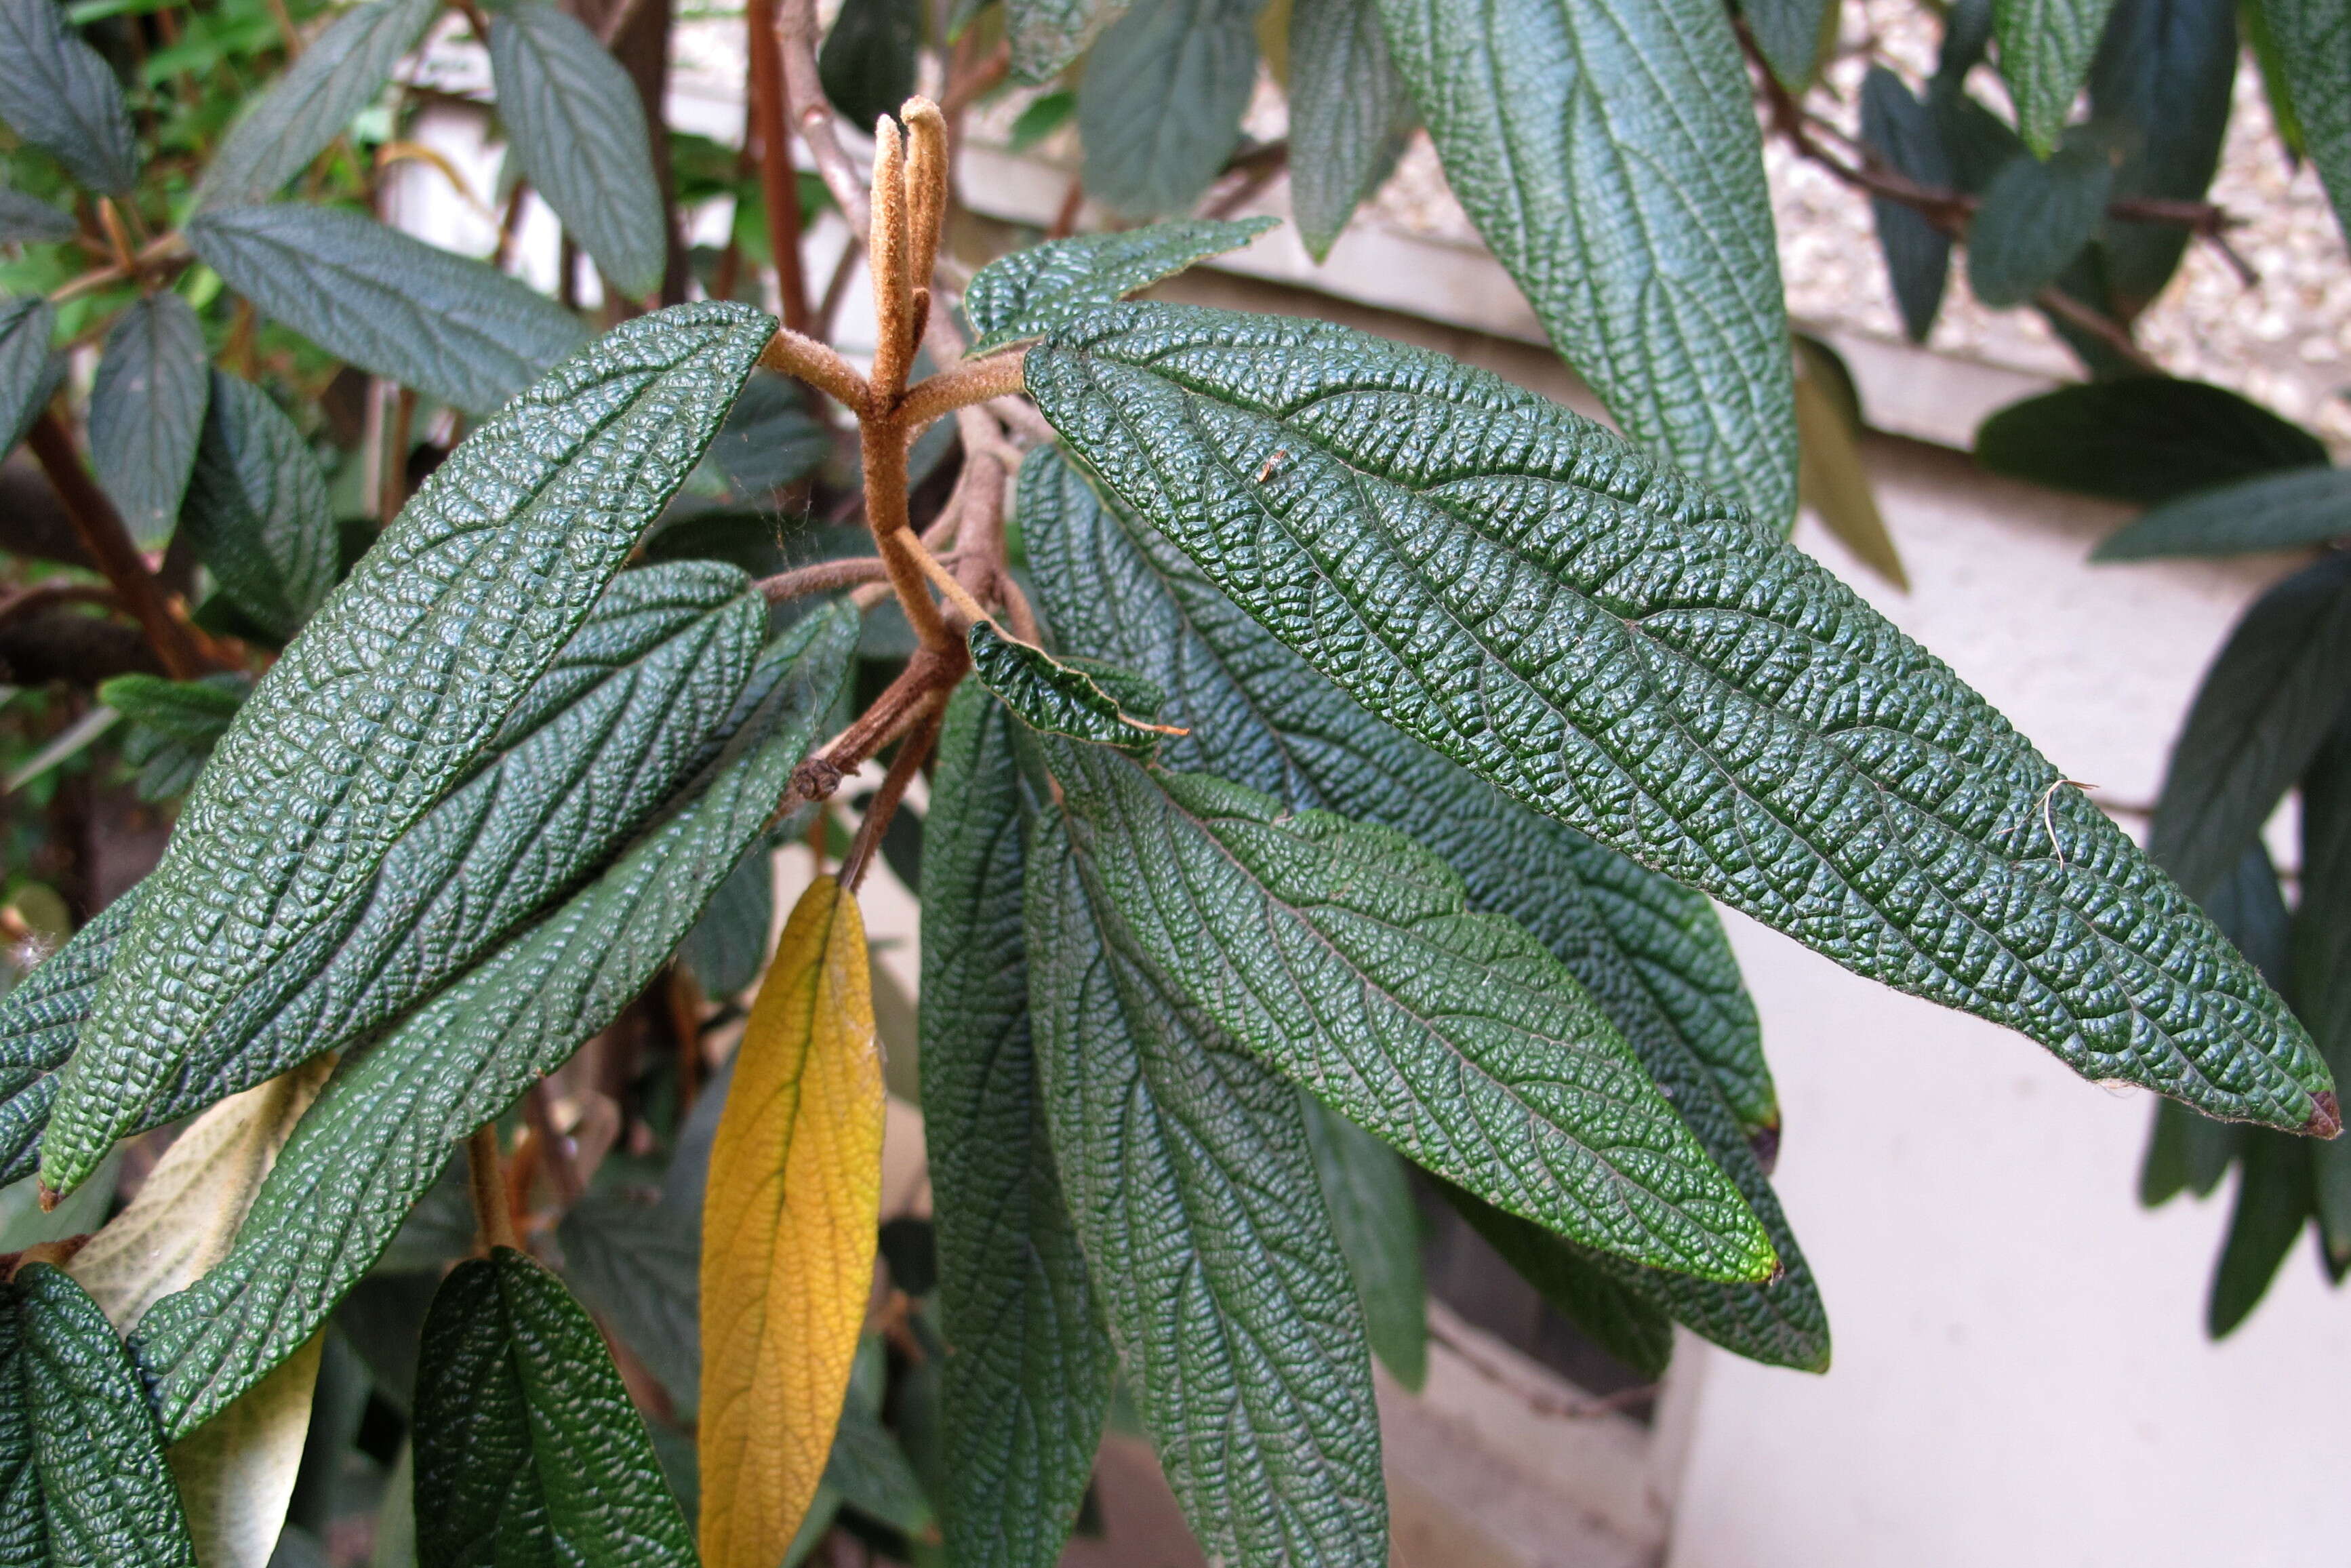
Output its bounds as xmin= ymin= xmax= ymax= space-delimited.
xmin=757 ymin=556 xmax=894 ymax=601
xmin=779 ymin=0 xmax=868 ymax=231
xmin=839 ymin=697 xmax=944 ymax=891
xmin=24 ymin=411 xmax=209 ymax=681
xmin=0 ymin=582 xmax=116 ymax=630
xmin=466 ymin=1123 xmax=519 ymax=1254
xmin=746 ymin=0 xmax=811 ymax=333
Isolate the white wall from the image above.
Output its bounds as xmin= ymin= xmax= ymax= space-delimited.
xmin=1666 ymin=439 xmax=2351 ymax=1567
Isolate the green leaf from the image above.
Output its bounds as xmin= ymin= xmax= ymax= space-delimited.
xmin=0 ymin=296 xmax=58 ymax=459
xmin=2255 ymin=0 xmax=2351 ymax=241
xmin=41 ymin=305 xmax=771 ymax=1199
xmin=100 ymin=671 xmax=249 ymax=801
xmin=1994 ymin=0 xmax=2121 ymax=155
xmin=1036 ymin=736 xmax=1774 ymax=1281
xmin=2243 ymin=0 xmax=2306 ymax=158
xmin=2147 ymin=555 xmax=2351 ymax=904
xmin=2 ymin=563 xmax=765 ymax=1184
xmin=555 ymin=1191 xmax=701 ymax=1413
xmin=822 ymin=1369 xmax=931 ymax=1539
xmin=1428 ymin=1178 xmax=1673 ymax=1378
xmin=1858 ymin=68 xmax=1953 ymax=343
xmin=2206 ymin=1127 xmax=2310 ymax=1336
xmin=87 ymin=293 xmax=212 ymax=549
xmin=1007 ymin=89 xmax=1075 ymax=152
xmin=1020 ymin=447 xmax=1828 ymax=1367
xmin=414 ymin=1248 xmax=694 ymax=1568
xmin=2087 ymin=0 xmax=2237 ymax=312
xmin=0 ymin=890 xmax=141 ymax=1185
xmin=1025 ymin=811 xmax=1390 ymax=1566
xmin=2294 ymin=720 xmax=2351 ymax=1268
xmin=179 ymin=371 xmax=338 ymax=641
xmin=676 ymin=847 xmax=773 ymax=999
xmin=1794 ymin=344 xmax=1905 ymax=590
xmin=817 ymin=0 xmax=920 ymax=132
xmin=5 ymin=1264 xmax=197 ymax=1567
xmin=967 ymin=622 xmax=1177 ymax=755
xmin=1025 ymin=301 xmax=2334 ymax=1133
xmin=1298 ymin=1095 xmax=1427 ymax=1388
xmin=1744 ymin=0 xmax=1835 ymax=89
xmin=187 ymin=205 xmax=590 ymax=416
xmin=0 ymin=188 xmax=74 ymax=244
xmin=1378 ymin=0 xmax=1798 ymax=525
xmin=701 ymin=374 xmax=828 ymax=494
xmin=1974 ymin=378 xmax=2329 ymax=504
xmin=1077 ymin=0 xmax=1262 ymax=218
xmin=195 ymin=0 xmax=439 ymax=207
xmin=127 ymin=603 xmax=858 ymax=1441
xmin=490 ymin=0 xmax=669 ymax=300
xmin=921 ymin=688 xmax=1111 ymax=1568
xmin=2135 ymin=841 xmax=2272 ymax=1207
xmin=2093 ymin=466 xmax=2351 ymax=561
xmin=1286 ymin=0 xmax=1414 ymax=258
xmin=1005 ymin=0 xmax=1118 ymax=81
xmin=1965 ymin=136 xmax=2117 ymax=308
xmin=0 ymin=0 xmax=138 ymax=193
xmin=2139 ymin=1094 xmax=2241 ymax=1205
xmin=965 ymin=219 xmax=1277 ymax=354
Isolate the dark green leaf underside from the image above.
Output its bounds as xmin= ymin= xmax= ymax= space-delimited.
xmin=2095 ymin=466 xmax=2351 ymax=561
xmin=1038 ymin=738 xmax=1774 ymax=1282
xmin=8 ymin=1265 xmax=195 ymax=1567
xmin=490 ymin=1 xmax=668 ymax=300
xmin=188 ymin=205 xmax=590 ymax=416
xmin=196 ymin=0 xmax=438 ymax=207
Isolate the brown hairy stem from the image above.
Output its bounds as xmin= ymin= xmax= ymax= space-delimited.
xmin=784 ymin=641 xmax=969 ymax=811
xmin=902 ymin=101 xmax=949 ymax=310
xmin=839 ymin=696 xmax=945 ymax=891
xmin=896 ymin=349 xmax=1026 ymax=433
xmin=868 ymin=118 xmax=916 ymax=402
xmin=25 ymin=411 xmax=209 ymax=681
xmin=759 ymin=327 xmax=870 ymax=412
xmin=758 ymin=556 xmax=894 ymax=601
xmin=466 ymin=1123 xmax=519 ymax=1253
xmin=860 ymin=416 xmax=952 ymax=649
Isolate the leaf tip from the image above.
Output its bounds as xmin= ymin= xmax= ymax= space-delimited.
xmin=2302 ymin=1091 xmax=2341 ymax=1141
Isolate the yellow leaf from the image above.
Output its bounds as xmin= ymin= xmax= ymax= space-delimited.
xmin=67 ymin=1059 xmax=331 ymax=1568
xmin=698 ymin=875 xmax=885 ymax=1568
xmin=166 ymin=1332 xmax=325 ymax=1568
xmin=1794 ymin=363 xmax=1908 ymax=591
xmin=68 ymin=1056 xmax=331 ymax=1331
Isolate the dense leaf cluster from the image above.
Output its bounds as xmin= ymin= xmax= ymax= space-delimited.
xmin=0 ymin=0 xmax=2342 ymax=1559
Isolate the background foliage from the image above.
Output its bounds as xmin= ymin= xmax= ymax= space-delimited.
xmin=0 ymin=0 xmax=2345 ymax=1561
